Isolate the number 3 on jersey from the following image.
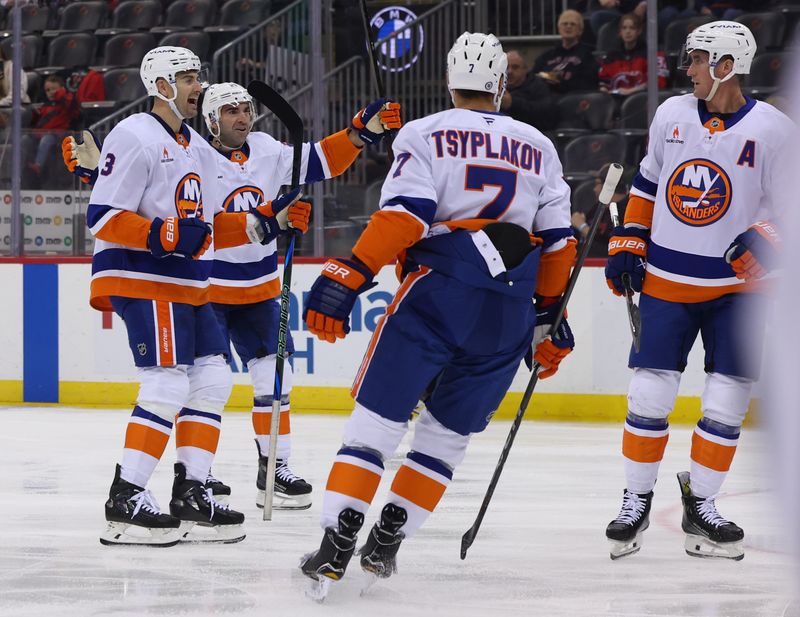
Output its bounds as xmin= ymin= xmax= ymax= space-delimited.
xmin=465 ymin=164 xmax=518 ymax=219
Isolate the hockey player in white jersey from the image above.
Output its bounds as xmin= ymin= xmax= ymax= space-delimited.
xmin=68 ymin=47 xmax=307 ymax=546
xmin=604 ymin=22 xmax=791 ymax=560
xmin=199 ymin=82 xmax=401 ymax=509
xmin=298 ymin=33 xmax=576 ymax=596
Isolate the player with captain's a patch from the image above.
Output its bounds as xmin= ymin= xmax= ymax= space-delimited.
xmin=604 ymin=21 xmax=793 ymax=563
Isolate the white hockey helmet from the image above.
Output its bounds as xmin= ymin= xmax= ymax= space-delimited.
xmin=202 ymin=82 xmax=255 ymax=138
xmin=683 ymin=21 xmax=756 ymax=101
xmin=447 ymin=32 xmax=508 ymax=111
xmin=140 ymin=46 xmax=207 ymax=117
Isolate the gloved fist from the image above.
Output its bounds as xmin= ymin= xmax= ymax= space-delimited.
xmin=62 ymin=129 xmax=101 ymax=185
xmin=351 ymin=99 xmax=402 ymax=145
xmin=525 ymin=299 xmax=575 ymax=379
xmin=246 ymin=188 xmax=308 ymax=244
xmin=149 ymin=216 xmax=212 ymax=259
xmin=606 ymin=226 xmax=648 ymax=296
xmin=724 ymin=220 xmax=780 ymax=280
xmin=304 ymin=257 xmax=377 ymax=342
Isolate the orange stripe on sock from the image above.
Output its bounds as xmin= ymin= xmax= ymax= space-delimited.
xmin=326 ymin=461 xmax=381 ymax=504
xmin=175 ymin=420 xmax=220 ymax=454
xmin=691 ymin=432 xmax=737 ymax=472
xmin=390 ymin=465 xmax=447 ymax=512
xmin=252 ymin=410 xmax=291 ymax=436
xmin=622 ymin=429 xmax=669 ymax=463
xmin=124 ymin=423 xmax=170 ymax=460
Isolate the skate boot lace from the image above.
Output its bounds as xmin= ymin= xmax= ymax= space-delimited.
xmin=206 ymin=471 xmax=221 ymax=485
xmin=130 ymin=490 xmax=162 ymax=518
xmin=614 ymin=491 xmax=646 ymax=525
xmin=276 ymin=461 xmax=302 ymax=483
xmin=695 ymin=494 xmax=731 ymax=528
xmin=200 ymin=487 xmax=232 ymax=515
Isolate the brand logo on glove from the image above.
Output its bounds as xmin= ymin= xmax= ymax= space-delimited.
xmin=165 ymin=218 xmax=175 ymax=242
xmin=322 ymin=262 xmax=351 ymax=279
xmin=666 ymin=158 xmax=731 ymax=227
xmin=608 ymin=238 xmax=646 ymax=253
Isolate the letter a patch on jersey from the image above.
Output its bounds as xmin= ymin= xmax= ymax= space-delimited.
xmin=665 ymin=158 xmax=732 ymax=227
xmin=737 ymin=140 xmax=756 ymax=168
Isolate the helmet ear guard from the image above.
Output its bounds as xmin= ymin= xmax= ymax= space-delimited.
xmin=447 ymin=31 xmax=508 ymax=111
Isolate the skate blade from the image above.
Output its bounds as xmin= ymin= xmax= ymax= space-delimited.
xmin=100 ymin=522 xmax=181 ymax=547
xmin=178 ymin=521 xmax=246 ymax=544
xmin=256 ymin=489 xmax=312 ymax=510
xmin=684 ymin=534 xmax=744 ymax=560
xmin=360 ymin=572 xmax=379 ymax=597
xmin=608 ymin=534 xmax=644 ymax=560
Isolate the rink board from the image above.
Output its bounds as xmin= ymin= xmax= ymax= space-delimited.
xmin=0 ymin=261 xmax=745 ymax=423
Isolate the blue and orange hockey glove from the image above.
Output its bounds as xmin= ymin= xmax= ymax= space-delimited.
xmin=525 ymin=298 xmax=575 ymax=379
xmin=304 ymin=257 xmax=377 ymax=342
xmin=62 ymin=129 xmax=101 ymax=185
xmin=246 ymin=188 xmax=311 ymax=244
xmin=351 ymin=99 xmax=402 ymax=145
xmin=148 ymin=216 xmax=212 ymax=259
xmin=606 ymin=226 xmax=649 ymax=296
xmin=724 ymin=220 xmax=780 ymax=280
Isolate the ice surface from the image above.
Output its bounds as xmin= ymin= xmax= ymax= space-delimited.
xmin=0 ymin=408 xmax=794 ymax=617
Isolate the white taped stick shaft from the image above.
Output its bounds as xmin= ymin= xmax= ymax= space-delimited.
xmin=598 ymin=163 xmax=624 ymax=205
xmin=609 ymin=201 xmax=620 ymax=227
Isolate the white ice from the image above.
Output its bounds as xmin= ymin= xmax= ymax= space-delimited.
xmin=0 ymin=407 xmax=795 ymax=617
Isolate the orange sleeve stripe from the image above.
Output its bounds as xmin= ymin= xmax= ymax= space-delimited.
xmin=326 ymin=461 xmax=382 ymax=504
xmin=691 ymin=432 xmax=737 ymax=472
xmin=535 ymin=238 xmax=576 ymax=298
xmin=94 ymin=210 xmax=150 ymax=249
xmin=389 ymin=465 xmax=448 ymax=512
xmin=624 ymin=195 xmax=654 ymax=228
xmin=623 ymin=429 xmax=669 ymax=463
xmin=319 ymin=128 xmax=362 ymax=177
xmin=175 ymin=420 xmax=221 ymax=454
xmin=352 ymin=210 xmax=426 ymax=275
xmin=252 ymin=409 xmax=291 ymax=436
xmin=213 ymin=211 xmax=250 ymax=249
xmin=124 ymin=423 xmax=170 ymax=460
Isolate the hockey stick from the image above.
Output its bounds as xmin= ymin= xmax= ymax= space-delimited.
xmin=358 ymin=0 xmax=394 ymax=161
xmin=460 ymin=163 xmax=624 ymax=560
xmin=609 ymin=202 xmax=642 ymax=352
xmin=247 ymin=80 xmax=303 ymax=521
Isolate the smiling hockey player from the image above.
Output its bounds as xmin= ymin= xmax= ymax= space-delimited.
xmin=604 ymin=22 xmax=792 ymax=561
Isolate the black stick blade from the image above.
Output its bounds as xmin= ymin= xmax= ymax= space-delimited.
xmin=460 ymin=527 xmax=476 ymax=560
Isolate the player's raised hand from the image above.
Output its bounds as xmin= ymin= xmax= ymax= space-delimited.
xmin=351 ymin=99 xmax=402 ymax=145
xmin=246 ymin=188 xmax=311 ymax=243
xmin=304 ymin=257 xmax=377 ymax=342
xmin=148 ymin=216 xmax=212 ymax=259
xmin=724 ymin=220 xmax=780 ymax=280
xmin=606 ymin=226 xmax=648 ymax=296
xmin=61 ymin=129 xmax=102 ymax=185
xmin=525 ymin=299 xmax=575 ymax=379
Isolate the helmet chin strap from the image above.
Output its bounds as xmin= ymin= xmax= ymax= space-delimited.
xmin=155 ymin=81 xmax=186 ymax=120
xmin=704 ymin=63 xmax=736 ymax=102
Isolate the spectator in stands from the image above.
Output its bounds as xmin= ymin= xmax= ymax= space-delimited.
xmin=500 ymin=50 xmax=559 ymax=131
xmin=25 ymin=74 xmax=80 ymax=178
xmin=572 ymin=163 xmax=629 ymax=258
xmin=598 ymin=13 xmax=668 ymax=96
xmin=533 ymin=9 xmax=599 ymax=95
xmin=0 ymin=44 xmax=30 ymax=109
xmin=696 ymin=0 xmax=758 ymax=21
xmin=588 ymin=0 xmax=646 ymax=38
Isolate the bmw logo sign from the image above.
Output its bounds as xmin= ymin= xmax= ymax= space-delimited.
xmin=370 ymin=6 xmax=424 ymax=73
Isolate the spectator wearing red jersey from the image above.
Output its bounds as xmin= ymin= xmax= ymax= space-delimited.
xmin=27 ymin=74 xmax=81 ymax=178
xmin=598 ymin=13 xmax=668 ymax=97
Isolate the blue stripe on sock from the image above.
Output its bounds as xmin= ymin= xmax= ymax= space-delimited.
xmin=178 ymin=407 xmax=221 ymax=422
xmin=625 ymin=413 xmax=668 ymax=432
xmin=337 ymin=446 xmax=384 ymax=469
xmin=132 ymin=405 xmax=173 ymax=429
xmin=407 ymin=451 xmax=453 ymax=480
xmin=697 ymin=417 xmax=740 ymax=439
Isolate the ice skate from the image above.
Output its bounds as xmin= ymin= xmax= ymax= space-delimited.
xmin=677 ymin=472 xmax=744 ymax=560
xmin=100 ymin=464 xmax=181 ymax=547
xmin=606 ymin=488 xmax=653 ymax=560
xmin=205 ymin=469 xmax=231 ymax=504
xmin=300 ymin=508 xmax=364 ymax=602
xmin=358 ymin=503 xmax=407 ymax=594
xmin=170 ymin=463 xmax=246 ymax=544
xmin=256 ymin=440 xmax=312 ymax=510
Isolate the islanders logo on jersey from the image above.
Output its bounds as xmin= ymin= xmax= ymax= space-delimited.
xmin=222 ymin=185 xmax=265 ymax=213
xmin=175 ymin=172 xmax=204 ymax=220
xmin=665 ymin=158 xmax=732 ymax=227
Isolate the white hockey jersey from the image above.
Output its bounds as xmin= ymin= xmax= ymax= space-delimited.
xmin=628 ymin=94 xmax=793 ymax=303
xmin=87 ymin=113 xmax=220 ymax=311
